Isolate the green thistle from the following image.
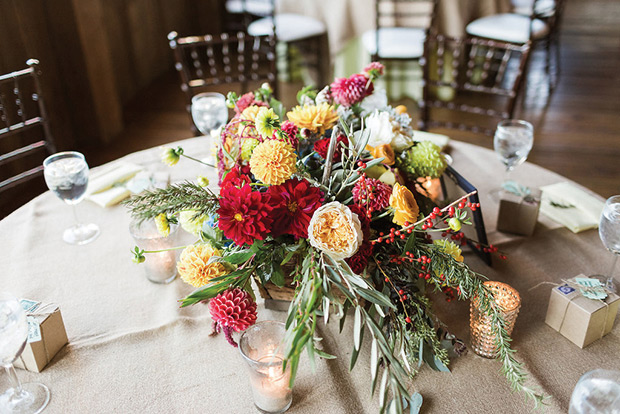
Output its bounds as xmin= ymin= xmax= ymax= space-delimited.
xmin=255 ymin=107 xmax=280 ymax=139
xmin=241 ymin=138 xmax=260 ymax=161
xmin=399 ymin=141 xmax=447 ymax=179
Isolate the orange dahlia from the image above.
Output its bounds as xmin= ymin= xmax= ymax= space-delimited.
xmin=177 ymin=243 xmax=228 ymax=287
xmin=249 ymin=140 xmax=297 ymax=185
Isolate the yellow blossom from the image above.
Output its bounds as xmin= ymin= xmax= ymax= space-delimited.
xmin=286 ymin=103 xmax=338 ymax=135
xmin=249 ymin=140 xmax=297 ymax=185
xmin=433 ymin=239 xmax=464 ymax=262
xmin=389 ymin=183 xmax=420 ymax=226
xmin=177 ymin=243 xmax=228 ymax=287
xmin=197 ymin=176 xmax=210 ymax=187
xmin=254 ymin=107 xmax=280 ymax=139
xmin=161 ymin=147 xmax=182 ymax=166
xmin=154 ymin=213 xmax=171 ymax=237
xmin=179 ymin=210 xmax=207 ymax=236
xmin=369 ymin=144 xmax=395 ymax=166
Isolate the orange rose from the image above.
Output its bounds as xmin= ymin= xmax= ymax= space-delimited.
xmin=371 ymin=144 xmax=395 ymax=166
xmin=389 ymin=183 xmax=420 ymax=226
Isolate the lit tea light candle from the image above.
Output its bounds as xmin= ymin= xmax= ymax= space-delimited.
xmin=470 ymin=281 xmax=521 ymax=358
xmin=240 ymin=321 xmax=293 ymax=414
xmin=251 ymin=354 xmax=292 ymax=413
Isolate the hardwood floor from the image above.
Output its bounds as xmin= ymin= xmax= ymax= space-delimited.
xmin=85 ymin=0 xmax=620 ymax=198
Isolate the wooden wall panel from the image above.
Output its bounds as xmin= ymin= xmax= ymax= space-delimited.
xmin=1 ymin=0 xmax=220 ymax=148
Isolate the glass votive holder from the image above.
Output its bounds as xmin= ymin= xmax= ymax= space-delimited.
xmin=470 ymin=281 xmax=521 ymax=358
xmin=129 ymin=218 xmax=179 ymax=284
xmin=239 ymin=321 xmax=293 ymax=414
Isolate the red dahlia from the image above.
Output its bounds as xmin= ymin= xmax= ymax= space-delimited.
xmin=345 ymin=242 xmax=374 ymax=275
xmin=330 ymin=73 xmax=374 ymax=107
xmin=209 ymin=288 xmax=257 ymax=347
xmin=267 ymin=178 xmax=324 ymax=239
xmin=313 ymin=134 xmax=349 ymax=161
xmin=218 ymin=184 xmax=273 ymax=246
xmin=220 ymin=165 xmax=252 ymax=190
xmin=278 ymin=120 xmax=299 ymax=149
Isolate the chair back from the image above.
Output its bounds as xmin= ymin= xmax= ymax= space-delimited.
xmin=0 ymin=59 xmax=55 ymax=209
xmin=223 ymin=0 xmax=275 ymax=32
xmin=372 ymin=0 xmax=438 ymax=61
xmin=419 ymin=33 xmax=531 ymax=136
xmin=375 ymin=0 xmax=438 ymax=31
xmin=168 ymin=31 xmax=277 ymax=134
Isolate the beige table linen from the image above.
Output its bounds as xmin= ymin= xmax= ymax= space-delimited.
xmin=0 ymin=138 xmax=618 ymax=413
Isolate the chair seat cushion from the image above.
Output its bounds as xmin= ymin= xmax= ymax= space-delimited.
xmin=466 ymin=13 xmax=549 ymax=43
xmin=248 ymin=14 xmax=326 ymax=42
xmin=225 ymin=0 xmax=273 ymax=16
xmin=361 ymin=28 xmax=426 ymax=59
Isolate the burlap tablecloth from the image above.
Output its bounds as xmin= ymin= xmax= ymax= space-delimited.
xmin=0 ymin=137 xmax=618 ymax=413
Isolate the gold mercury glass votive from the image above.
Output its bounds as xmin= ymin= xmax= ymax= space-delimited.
xmin=470 ymin=281 xmax=521 ymax=358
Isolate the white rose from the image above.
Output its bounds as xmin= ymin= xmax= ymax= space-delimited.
xmin=360 ymin=88 xmax=388 ymax=116
xmin=391 ymin=129 xmax=414 ymax=151
xmin=307 ymin=201 xmax=363 ymax=261
xmin=366 ymin=110 xmax=394 ymax=147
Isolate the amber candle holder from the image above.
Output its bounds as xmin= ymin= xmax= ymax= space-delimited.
xmin=470 ymin=281 xmax=521 ymax=358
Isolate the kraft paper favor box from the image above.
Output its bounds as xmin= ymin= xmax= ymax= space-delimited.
xmin=497 ymin=188 xmax=541 ymax=236
xmin=14 ymin=301 xmax=68 ymax=372
xmin=545 ymin=277 xmax=620 ymax=348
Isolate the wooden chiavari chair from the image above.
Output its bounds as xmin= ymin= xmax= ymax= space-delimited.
xmin=168 ymin=31 xmax=277 ymax=135
xmin=419 ymin=33 xmax=531 ymax=136
xmin=466 ymin=0 xmax=567 ymax=91
xmin=0 ymin=59 xmax=56 ymax=217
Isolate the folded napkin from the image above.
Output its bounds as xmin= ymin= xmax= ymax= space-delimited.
xmin=86 ymin=163 xmax=143 ymax=207
xmin=539 ymin=182 xmax=605 ymax=233
xmin=413 ymin=130 xmax=450 ymax=150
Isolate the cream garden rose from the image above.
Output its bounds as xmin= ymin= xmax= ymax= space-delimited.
xmin=307 ymin=201 xmax=363 ymax=261
xmin=366 ymin=110 xmax=414 ymax=151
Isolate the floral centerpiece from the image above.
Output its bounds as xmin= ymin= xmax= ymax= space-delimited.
xmin=125 ymin=63 xmax=544 ymax=413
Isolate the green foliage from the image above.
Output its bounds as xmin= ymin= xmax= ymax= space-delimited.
xmin=123 ymin=182 xmax=218 ymax=223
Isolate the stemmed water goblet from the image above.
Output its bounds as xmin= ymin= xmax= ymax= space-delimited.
xmin=43 ymin=151 xmax=100 ymax=245
xmin=191 ymin=92 xmax=229 ymax=164
xmin=0 ymin=293 xmax=50 ymax=413
xmin=492 ymin=119 xmax=534 ymax=198
xmin=597 ymin=195 xmax=620 ymax=292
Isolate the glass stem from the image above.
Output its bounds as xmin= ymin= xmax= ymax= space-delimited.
xmin=607 ymin=254 xmax=618 ymax=286
xmin=71 ymin=204 xmax=82 ymax=227
xmin=4 ymin=363 xmax=26 ymax=400
xmin=503 ymin=167 xmax=512 ymax=185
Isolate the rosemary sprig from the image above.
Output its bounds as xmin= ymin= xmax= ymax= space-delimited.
xmin=122 ymin=181 xmax=219 ymax=222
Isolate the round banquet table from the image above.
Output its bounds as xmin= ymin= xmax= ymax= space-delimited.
xmin=0 ymin=137 xmax=618 ymax=414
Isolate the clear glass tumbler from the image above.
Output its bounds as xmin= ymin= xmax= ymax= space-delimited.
xmin=129 ymin=219 xmax=180 ymax=284
xmin=569 ymin=369 xmax=620 ymax=413
xmin=239 ymin=321 xmax=293 ymax=414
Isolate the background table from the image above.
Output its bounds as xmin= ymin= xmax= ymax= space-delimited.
xmin=0 ymin=137 xmax=618 ymax=413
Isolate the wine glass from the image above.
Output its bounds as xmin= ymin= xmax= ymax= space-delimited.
xmin=43 ymin=151 xmax=100 ymax=245
xmin=569 ymin=369 xmax=620 ymax=413
xmin=0 ymin=293 xmax=50 ymax=413
xmin=492 ymin=119 xmax=534 ymax=197
xmin=597 ymin=195 xmax=620 ymax=292
xmin=191 ymin=93 xmax=229 ymax=164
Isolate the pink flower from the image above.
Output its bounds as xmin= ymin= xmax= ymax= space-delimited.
xmin=330 ymin=73 xmax=374 ymax=107
xmin=352 ymin=178 xmax=392 ymax=213
xmin=209 ymin=288 xmax=257 ymax=347
xmin=364 ymin=62 xmax=385 ymax=78
xmin=234 ymin=92 xmax=268 ymax=115
xmin=277 ymin=120 xmax=299 ymax=149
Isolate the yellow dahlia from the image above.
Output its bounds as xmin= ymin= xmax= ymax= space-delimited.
xmin=179 ymin=210 xmax=207 ymax=236
xmin=254 ymin=107 xmax=280 ymax=139
xmin=249 ymin=140 xmax=297 ymax=185
xmin=154 ymin=213 xmax=171 ymax=237
xmin=286 ymin=103 xmax=338 ymax=135
xmin=237 ymin=105 xmax=262 ymax=138
xmin=389 ymin=183 xmax=420 ymax=226
xmin=433 ymin=239 xmax=464 ymax=262
xmin=177 ymin=243 xmax=228 ymax=287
